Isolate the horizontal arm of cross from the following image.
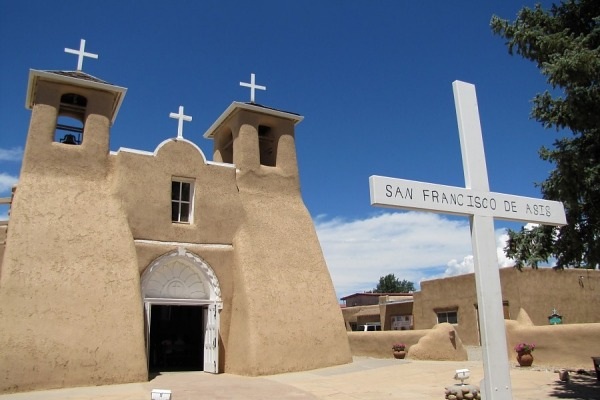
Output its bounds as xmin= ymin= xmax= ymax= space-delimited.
xmin=370 ymin=175 xmax=566 ymax=226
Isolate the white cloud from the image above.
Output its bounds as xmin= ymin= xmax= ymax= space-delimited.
xmin=0 ymin=173 xmax=18 ymax=193
xmin=443 ymin=255 xmax=474 ymax=277
xmin=315 ymin=211 xmax=472 ymax=298
xmin=435 ymin=230 xmax=515 ymax=279
xmin=315 ymin=212 xmax=516 ymax=299
xmin=524 ymin=223 xmax=538 ymax=231
xmin=0 ymin=147 xmax=23 ymax=162
xmin=496 ymin=230 xmax=516 ymax=268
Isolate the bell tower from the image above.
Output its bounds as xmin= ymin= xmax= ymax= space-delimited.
xmin=204 ymin=102 xmax=302 ymax=177
xmin=202 ymin=80 xmax=352 ymax=375
xmin=22 ymin=69 xmax=126 ymax=178
xmin=0 ymin=40 xmax=146 ymax=393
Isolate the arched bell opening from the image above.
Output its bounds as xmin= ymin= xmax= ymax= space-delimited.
xmin=215 ymin=128 xmax=234 ymax=164
xmin=258 ymin=124 xmax=277 ymax=167
xmin=54 ymin=93 xmax=87 ymax=145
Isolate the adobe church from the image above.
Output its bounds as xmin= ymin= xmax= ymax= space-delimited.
xmin=0 ymin=42 xmax=351 ymax=393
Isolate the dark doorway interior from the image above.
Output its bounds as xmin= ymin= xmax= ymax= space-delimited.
xmin=149 ymin=304 xmax=204 ymax=372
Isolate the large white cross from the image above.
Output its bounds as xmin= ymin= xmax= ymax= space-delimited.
xmin=369 ymin=81 xmax=566 ymax=400
xmin=169 ymin=106 xmax=192 ymax=139
xmin=64 ymin=39 xmax=99 ymax=71
xmin=240 ymin=73 xmax=266 ymax=103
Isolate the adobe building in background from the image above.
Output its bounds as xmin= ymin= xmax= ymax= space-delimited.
xmin=341 ymin=268 xmax=600 ymax=346
xmin=0 ymin=62 xmax=351 ymax=393
xmin=412 ymin=267 xmax=600 ymax=345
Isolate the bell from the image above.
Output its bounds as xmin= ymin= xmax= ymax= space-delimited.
xmin=60 ymin=134 xmax=78 ymax=145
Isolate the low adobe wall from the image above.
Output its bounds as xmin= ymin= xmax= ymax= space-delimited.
xmin=506 ymin=315 xmax=600 ymax=370
xmin=348 ymin=323 xmax=467 ymax=361
xmin=348 ymin=314 xmax=600 ymax=370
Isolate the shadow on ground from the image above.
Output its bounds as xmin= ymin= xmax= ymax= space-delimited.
xmin=549 ymin=372 xmax=600 ymax=399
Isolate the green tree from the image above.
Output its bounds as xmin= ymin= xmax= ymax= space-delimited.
xmin=373 ymin=273 xmax=415 ymax=293
xmin=491 ymin=0 xmax=600 ymax=269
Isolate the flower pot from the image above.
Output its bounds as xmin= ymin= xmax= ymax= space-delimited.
xmin=393 ymin=350 xmax=406 ymax=359
xmin=517 ymin=351 xmax=533 ymax=367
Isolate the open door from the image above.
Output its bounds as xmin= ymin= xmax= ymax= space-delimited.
xmin=203 ymin=303 xmax=219 ymax=373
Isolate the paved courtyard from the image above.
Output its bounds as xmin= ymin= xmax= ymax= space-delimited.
xmin=0 ymin=357 xmax=597 ymax=399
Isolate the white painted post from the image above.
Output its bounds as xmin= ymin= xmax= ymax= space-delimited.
xmin=454 ymin=80 xmax=512 ymax=399
xmin=64 ymin=39 xmax=98 ymax=71
xmin=369 ymin=80 xmax=566 ymax=400
xmin=169 ymin=105 xmax=192 ymax=139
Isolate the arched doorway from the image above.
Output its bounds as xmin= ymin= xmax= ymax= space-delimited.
xmin=141 ymin=247 xmax=222 ymax=374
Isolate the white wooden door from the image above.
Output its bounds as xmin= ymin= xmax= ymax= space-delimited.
xmin=144 ymin=302 xmax=151 ymax=371
xmin=203 ymin=303 xmax=219 ymax=373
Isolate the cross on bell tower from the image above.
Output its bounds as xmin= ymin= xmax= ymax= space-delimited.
xmin=64 ymin=39 xmax=99 ymax=71
xmin=239 ymin=73 xmax=266 ymax=103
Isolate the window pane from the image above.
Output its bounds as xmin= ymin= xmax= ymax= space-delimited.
xmin=171 ymin=182 xmax=181 ymax=200
xmin=181 ymin=182 xmax=190 ymax=201
xmin=448 ymin=312 xmax=458 ymax=324
xmin=171 ymin=201 xmax=179 ymax=222
xmin=172 ymin=181 xmax=181 ymax=200
xmin=180 ymin=203 xmax=189 ymax=222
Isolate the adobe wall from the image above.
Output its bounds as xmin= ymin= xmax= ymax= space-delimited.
xmin=503 ymin=268 xmax=600 ymax=325
xmin=223 ymin=117 xmax=352 ymax=375
xmin=348 ymin=323 xmax=467 ymax=361
xmin=0 ymin=224 xmax=6 ymax=274
xmin=413 ymin=268 xmax=600 ymax=345
xmin=506 ymin=319 xmax=600 ymax=370
xmin=112 ymin=139 xmax=243 ymax=244
xmin=412 ymin=273 xmax=481 ymax=345
xmin=0 ymin=101 xmax=146 ymax=393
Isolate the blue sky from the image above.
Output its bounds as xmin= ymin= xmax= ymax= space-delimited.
xmin=0 ymin=1 xmax=560 ymax=298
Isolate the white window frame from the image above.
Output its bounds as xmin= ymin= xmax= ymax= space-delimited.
xmin=436 ymin=310 xmax=458 ymax=325
xmin=171 ymin=178 xmax=194 ymax=223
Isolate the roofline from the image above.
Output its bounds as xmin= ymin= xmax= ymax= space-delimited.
xmin=385 ymin=298 xmax=415 ymax=305
xmin=25 ymin=69 xmax=127 ymax=125
xmin=203 ymin=102 xmax=304 ymax=139
xmin=340 ymin=292 xmax=414 ymax=300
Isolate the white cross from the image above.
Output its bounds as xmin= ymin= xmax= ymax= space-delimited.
xmin=239 ymin=73 xmax=266 ymax=103
xmin=169 ymin=106 xmax=192 ymax=139
xmin=64 ymin=39 xmax=99 ymax=71
xmin=369 ymin=81 xmax=566 ymax=400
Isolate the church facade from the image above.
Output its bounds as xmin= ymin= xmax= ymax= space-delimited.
xmin=0 ymin=67 xmax=351 ymax=393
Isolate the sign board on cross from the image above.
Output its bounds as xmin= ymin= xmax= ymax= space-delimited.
xmin=370 ymin=176 xmax=566 ymax=226
xmin=369 ymin=80 xmax=566 ymax=400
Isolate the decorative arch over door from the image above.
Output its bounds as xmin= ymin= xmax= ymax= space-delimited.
xmin=141 ymin=247 xmax=221 ymax=374
xmin=141 ymin=247 xmax=221 ymax=302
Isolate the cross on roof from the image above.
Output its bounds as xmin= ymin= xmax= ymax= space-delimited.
xmin=169 ymin=106 xmax=192 ymax=139
xmin=64 ymin=39 xmax=99 ymax=71
xmin=239 ymin=73 xmax=266 ymax=103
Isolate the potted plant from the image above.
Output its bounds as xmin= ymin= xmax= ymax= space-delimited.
xmin=514 ymin=342 xmax=535 ymax=367
xmin=392 ymin=343 xmax=407 ymax=359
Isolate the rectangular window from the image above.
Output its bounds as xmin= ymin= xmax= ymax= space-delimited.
xmin=437 ymin=310 xmax=458 ymax=324
xmin=171 ymin=179 xmax=193 ymax=223
xmin=391 ymin=315 xmax=414 ymax=330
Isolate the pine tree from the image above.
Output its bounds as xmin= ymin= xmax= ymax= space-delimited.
xmin=373 ymin=274 xmax=415 ymax=293
xmin=491 ymin=0 xmax=600 ymax=269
